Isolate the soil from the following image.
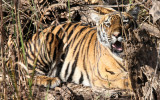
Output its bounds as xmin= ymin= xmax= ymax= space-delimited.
xmin=32 ymin=83 xmax=133 ymax=100
xmin=1 ymin=0 xmax=160 ymax=100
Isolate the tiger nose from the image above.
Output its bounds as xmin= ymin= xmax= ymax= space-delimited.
xmin=113 ymin=32 xmax=121 ymax=37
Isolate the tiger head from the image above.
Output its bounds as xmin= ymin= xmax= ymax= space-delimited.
xmin=91 ymin=7 xmax=137 ymax=54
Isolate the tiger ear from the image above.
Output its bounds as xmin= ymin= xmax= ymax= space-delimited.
xmin=127 ymin=5 xmax=140 ymax=20
xmin=127 ymin=5 xmax=140 ymax=29
xmin=90 ymin=12 xmax=101 ymax=23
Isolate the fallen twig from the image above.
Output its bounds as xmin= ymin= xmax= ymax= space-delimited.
xmin=140 ymin=22 xmax=160 ymax=38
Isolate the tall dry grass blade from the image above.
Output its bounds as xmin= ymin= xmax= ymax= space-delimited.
xmin=14 ymin=0 xmax=21 ymax=99
xmin=68 ymin=0 xmax=71 ymax=21
xmin=0 ymin=0 xmax=7 ymax=99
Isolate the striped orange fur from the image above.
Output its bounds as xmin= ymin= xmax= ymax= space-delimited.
xmin=26 ymin=7 xmax=136 ymax=89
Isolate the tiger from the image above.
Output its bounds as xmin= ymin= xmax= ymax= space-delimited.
xmin=26 ymin=7 xmax=137 ymax=89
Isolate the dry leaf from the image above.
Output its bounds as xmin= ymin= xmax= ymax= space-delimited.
xmin=149 ymin=0 xmax=160 ymax=23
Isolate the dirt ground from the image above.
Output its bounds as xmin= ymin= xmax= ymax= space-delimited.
xmin=1 ymin=0 xmax=160 ymax=100
xmin=32 ymin=83 xmax=133 ymax=100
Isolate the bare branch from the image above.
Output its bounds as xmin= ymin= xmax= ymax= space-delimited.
xmin=0 ymin=0 xmax=7 ymax=99
xmin=140 ymin=23 xmax=160 ymax=38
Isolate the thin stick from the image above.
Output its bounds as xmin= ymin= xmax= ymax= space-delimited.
xmin=140 ymin=23 xmax=160 ymax=38
xmin=0 ymin=0 xmax=7 ymax=99
xmin=14 ymin=0 xmax=21 ymax=99
xmin=89 ymin=3 xmax=139 ymax=9
xmin=2 ymin=0 xmax=33 ymax=21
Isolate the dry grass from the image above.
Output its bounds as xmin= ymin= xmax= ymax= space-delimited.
xmin=0 ymin=0 xmax=160 ymax=99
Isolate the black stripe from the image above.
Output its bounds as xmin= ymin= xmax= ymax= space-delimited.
xmin=83 ymin=53 xmax=90 ymax=84
xmin=71 ymin=31 xmax=87 ymax=55
xmin=105 ymin=68 xmax=115 ymax=75
xmin=26 ymin=42 xmax=29 ymax=50
xmin=58 ymin=39 xmax=63 ymax=50
xmin=63 ymin=24 xmax=82 ymax=54
xmin=34 ymin=42 xmax=38 ymax=52
xmin=72 ymin=27 xmax=90 ymax=54
xmin=71 ymin=27 xmax=88 ymax=47
xmin=79 ymin=72 xmax=84 ymax=84
xmin=43 ymin=65 xmax=50 ymax=74
xmin=72 ymin=23 xmax=79 ymax=30
xmin=26 ymin=44 xmax=33 ymax=61
xmin=28 ymin=42 xmax=35 ymax=59
xmin=53 ymin=48 xmax=57 ymax=61
xmin=51 ymin=26 xmax=56 ymax=32
xmin=81 ymin=34 xmax=88 ymax=50
xmin=67 ymin=53 xmax=79 ymax=82
xmin=37 ymin=64 xmax=47 ymax=74
xmin=48 ymin=33 xmax=54 ymax=56
xmin=71 ymin=31 xmax=80 ymax=47
xmin=98 ymin=30 xmax=103 ymax=42
xmin=65 ymin=23 xmax=72 ymax=32
xmin=64 ymin=42 xmax=71 ymax=55
xmin=61 ymin=23 xmax=68 ymax=32
xmin=61 ymin=33 xmax=66 ymax=40
xmin=33 ymin=35 xmax=38 ymax=52
xmin=60 ymin=53 xmax=65 ymax=61
xmin=94 ymin=38 xmax=97 ymax=59
xmin=32 ymin=33 xmax=40 ymax=56
xmin=73 ymin=42 xmax=79 ymax=55
xmin=79 ymin=27 xmax=88 ymax=33
xmin=57 ymin=24 xmax=66 ymax=36
xmin=86 ymin=32 xmax=95 ymax=57
xmin=67 ymin=23 xmax=79 ymax=40
xmin=61 ymin=23 xmax=72 ymax=40
xmin=57 ymin=27 xmax=62 ymax=36
xmin=79 ymin=29 xmax=90 ymax=49
xmin=60 ymin=23 xmax=69 ymax=37
xmin=46 ymin=32 xmax=50 ymax=43
xmin=28 ymin=63 xmax=33 ymax=69
xmin=27 ymin=59 xmax=44 ymax=71
xmin=42 ymin=36 xmax=50 ymax=62
xmin=67 ymin=28 xmax=73 ymax=40
xmin=56 ymin=34 xmax=59 ymax=40
xmin=26 ymin=49 xmax=45 ymax=68
xmin=81 ymin=29 xmax=94 ymax=56
xmin=42 ymin=46 xmax=50 ymax=66
xmin=65 ymin=63 xmax=69 ymax=78
xmin=38 ymin=44 xmax=49 ymax=66
xmin=37 ymin=52 xmax=47 ymax=66
xmin=36 ymin=59 xmax=45 ymax=67
xmin=26 ymin=53 xmax=34 ymax=62
xmin=55 ymin=61 xmax=63 ymax=78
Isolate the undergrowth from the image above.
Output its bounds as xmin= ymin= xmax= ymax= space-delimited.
xmin=0 ymin=0 xmax=159 ymax=100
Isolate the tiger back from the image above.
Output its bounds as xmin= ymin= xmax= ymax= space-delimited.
xmin=26 ymin=7 xmax=137 ymax=89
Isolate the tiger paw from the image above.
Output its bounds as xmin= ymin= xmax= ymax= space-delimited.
xmin=34 ymin=76 xmax=61 ymax=88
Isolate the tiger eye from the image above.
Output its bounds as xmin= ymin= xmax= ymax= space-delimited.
xmin=104 ymin=21 xmax=111 ymax=27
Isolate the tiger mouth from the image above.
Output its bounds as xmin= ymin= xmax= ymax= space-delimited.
xmin=111 ymin=41 xmax=123 ymax=53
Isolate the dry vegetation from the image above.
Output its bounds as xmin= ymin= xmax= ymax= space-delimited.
xmin=0 ymin=0 xmax=160 ymax=99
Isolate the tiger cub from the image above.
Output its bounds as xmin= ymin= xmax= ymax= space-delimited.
xmin=26 ymin=7 xmax=136 ymax=89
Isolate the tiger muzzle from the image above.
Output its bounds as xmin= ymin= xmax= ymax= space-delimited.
xmin=111 ymin=33 xmax=123 ymax=53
